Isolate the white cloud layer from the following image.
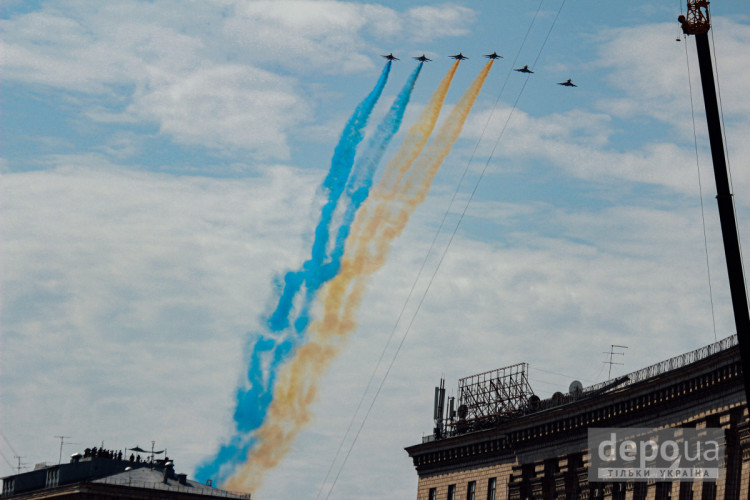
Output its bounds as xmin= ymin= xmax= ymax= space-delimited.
xmin=1 ymin=1 xmax=476 ymax=160
xmin=1 ymin=161 xmax=320 ymax=475
xmin=458 ymin=16 xmax=750 ymax=204
xmin=597 ymin=19 xmax=750 ymax=121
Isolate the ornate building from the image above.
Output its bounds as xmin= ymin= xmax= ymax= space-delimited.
xmin=405 ymin=335 xmax=748 ymax=499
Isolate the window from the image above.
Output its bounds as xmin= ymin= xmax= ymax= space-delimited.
xmin=612 ymin=482 xmax=626 ymax=500
xmin=466 ymin=481 xmax=476 ymax=500
xmin=447 ymin=484 xmax=456 ymax=500
xmin=45 ymin=468 xmax=59 ymax=488
xmin=487 ymin=478 xmax=496 ymax=500
xmin=655 ymin=482 xmax=673 ymax=500
xmin=633 ymin=482 xmax=647 ymax=500
xmin=2 ymin=478 xmax=14 ymax=495
xmin=429 ymin=488 xmax=437 ymax=500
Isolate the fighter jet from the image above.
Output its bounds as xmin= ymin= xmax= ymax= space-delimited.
xmin=381 ymin=53 xmax=399 ymax=61
xmin=413 ymin=54 xmax=432 ymax=62
xmin=449 ymin=53 xmax=469 ymax=60
xmin=514 ymin=65 xmax=533 ymax=73
xmin=557 ymin=78 xmax=577 ymax=87
xmin=484 ymin=51 xmax=503 ymax=59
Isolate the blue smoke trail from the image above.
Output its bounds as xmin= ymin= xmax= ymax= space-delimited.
xmin=315 ymin=63 xmax=424 ymax=290
xmin=268 ymin=61 xmax=392 ymax=334
xmin=196 ymin=62 xmax=393 ymax=483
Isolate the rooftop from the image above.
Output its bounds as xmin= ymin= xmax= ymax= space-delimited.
xmin=1 ymin=446 xmax=250 ymax=499
xmin=426 ymin=334 xmax=739 ymax=442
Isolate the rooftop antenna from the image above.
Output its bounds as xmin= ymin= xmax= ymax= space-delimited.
xmin=13 ymin=456 xmax=28 ymax=474
xmin=603 ymin=345 xmax=628 ymax=379
xmin=55 ymin=436 xmax=71 ymax=465
xmin=433 ymin=378 xmax=446 ymax=438
xmin=148 ymin=440 xmax=165 ymax=467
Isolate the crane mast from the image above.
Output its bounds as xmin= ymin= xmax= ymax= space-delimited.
xmin=678 ymin=1 xmax=750 ymax=403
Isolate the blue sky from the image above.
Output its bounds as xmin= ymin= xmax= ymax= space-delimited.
xmin=2 ymin=1 xmax=749 ymax=498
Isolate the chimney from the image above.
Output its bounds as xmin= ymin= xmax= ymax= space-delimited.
xmin=177 ymin=473 xmax=187 ymax=485
xmin=163 ymin=461 xmax=174 ymax=484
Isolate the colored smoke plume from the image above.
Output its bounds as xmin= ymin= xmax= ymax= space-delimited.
xmin=330 ymin=62 xmax=424 ymax=272
xmin=196 ymin=62 xmax=392 ymax=484
xmin=268 ymin=61 xmax=393 ymax=335
xmin=377 ymin=61 xmax=459 ymax=197
xmin=223 ymin=60 xmax=493 ymax=493
xmin=320 ymin=59 xmax=494 ymax=348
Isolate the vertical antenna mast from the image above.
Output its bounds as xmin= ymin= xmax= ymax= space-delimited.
xmin=433 ymin=378 xmax=446 ymax=438
xmin=603 ymin=345 xmax=628 ymax=379
xmin=13 ymin=456 xmax=25 ymax=474
xmin=679 ymin=1 xmax=750 ymax=402
xmin=55 ymin=436 xmax=71 ymax=465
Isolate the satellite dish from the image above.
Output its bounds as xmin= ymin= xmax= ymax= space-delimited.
xmin=457 ymin=404 xmax=468 ymax=420
xmin=569 ymin=380 xmax=583 ymax=395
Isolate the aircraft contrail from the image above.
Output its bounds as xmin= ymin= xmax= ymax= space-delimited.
xmin=196 ymin=61 xmax=393 ymax=484
xmin=222 ymin=61 xmax=494 ymax=493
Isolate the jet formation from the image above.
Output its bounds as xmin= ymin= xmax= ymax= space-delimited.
xmin=378 ymin=53 xmax=576 ymax=87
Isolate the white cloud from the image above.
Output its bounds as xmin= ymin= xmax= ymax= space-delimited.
xmin=222 ymin=1 xmax=476 ymax=71
xmin=1 ymin=1 xmax=477 ymax=161
xmin=0 ymin=3 xmax=314 ymax=158
xmin=404 ymin=4 xmax=476 ymax=42
xmin=224 ymin=1 xmax=376 ymax=74
xmin=0 ymin=5 xmax=205 ymax=92
xmin=457 ymin=17 xmax=750 ymax=202
xmin=463 ymin=105 xmax=707 ymax=194
xmin=595 ymin=18 xmax=750 ymax=123
xmin=126 ymin=64 xmax=305 ymax=158
xmin=1 ymin=162 xmax=321 ymax=473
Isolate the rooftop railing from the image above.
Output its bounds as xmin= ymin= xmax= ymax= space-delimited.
xmin=582 ymin=334 xmax=737 ymax=395
xmin=93 ymin=477 xmax=252 ymax=499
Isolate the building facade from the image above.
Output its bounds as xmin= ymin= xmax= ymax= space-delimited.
xmin=405 ymin=336 xmax=748 ymax=500
xmin=1 ymin=449 xmax=250 ymax=500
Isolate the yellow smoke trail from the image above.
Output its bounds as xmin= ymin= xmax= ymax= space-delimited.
xmin=377 ymin=61 xmax=459 ymax=193
xmin=223 ymin=60 xmax=493 ymax=493
xmin=340 ymin=60 xmax=494 ymax=332
xmin=343 ymin=61 xmax=458 ymax=252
